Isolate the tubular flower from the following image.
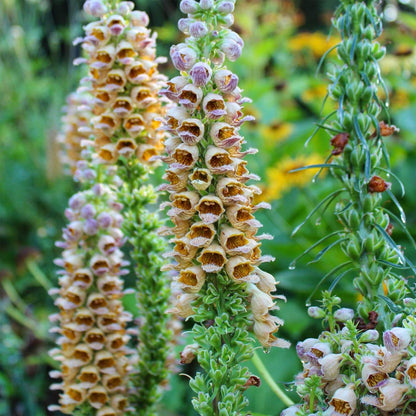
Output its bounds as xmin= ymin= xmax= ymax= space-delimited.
xmin=79 ymin=0 xmax=167 ymax=165
xmin=161 ymin=0 xmax=288 ymax=414
xmin=57 ymin=89 xmax=94 ymax=174
xmin=49 ymin=163 xmax=134 ymax=415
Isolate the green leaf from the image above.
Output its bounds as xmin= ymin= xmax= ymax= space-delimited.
xmin=291 ymin=188 xmax=346 ymax=236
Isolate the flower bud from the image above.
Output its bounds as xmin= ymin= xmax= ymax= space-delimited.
xmin=84 ymin=0 xmax=108 ymax=17
xmin=178 ymin=18 xmax=192 ymax=34
xmin=117 ymin=1 xmax=134 ymax=15
xmin=130 ymin=10 xmax=149 ymax=26
xmin=334 ymin=308 xmax=354 ymax=322
xmin=189 ymin=21 xmax=209 ymax=38
xmin=200 ymin=0 xmax=214 ymax=10
xmin=180 ymin=0 xmax=199 ymax=14
xmin=307 ymin=306 xmax=325 ymax=319
xmin=170 ymin=44 xmax=198 ymax=71
xmin=218 ymin=2 xmax=235 ymax=13
xmin=190 ymin=62 xmax=212 ymax=87
xmin=360 ymin=329 xmax=379 ymax=342
xmin=220 ymin=38 xmax=242 ymax=62
xmin=222 ymin=14 xmax=234 ymax=27
xmin=320 ymin=353 xmax=343 ymax=381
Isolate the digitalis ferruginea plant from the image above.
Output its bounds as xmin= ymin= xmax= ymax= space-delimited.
xmin=282 ymin=1 xmax=416 ymax=415
xmin=159 ymin=0 xmax=289 ymax=414
xmin=49 ymin=161 xmax=134 ymax=416
xmin=50 ymin=1 xmax=177 ymax=414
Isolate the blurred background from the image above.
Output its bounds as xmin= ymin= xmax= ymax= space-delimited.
xmin=2 ymin=0 xmax=416 ymax=414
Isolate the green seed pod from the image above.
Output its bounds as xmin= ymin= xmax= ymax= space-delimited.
xmin=342 ymin=111 xmax=353 ymax=131
xmin=360 ymin=86 xmax=373 ymax=106
xmin=337 ymin=44 xmax=349 ymax=63
xmin=362 ymin=193 xmax=377 ymax=213
xmin=345 ymin=235 xmax=362 ymax=260
xmin=363 ymin=25 xmax=375 ymax=40
xmin=346 ymin=206 xmax=361 ymax=230
xmin=363 ymin=61 xmax=377 ymax=80
xmin=373 ymin=44 xmax=386 ymax=60
xmin=349 ymin=146 xmax=366 ymax=170
xmin=354 ymin=276 xmax=369 ymax=297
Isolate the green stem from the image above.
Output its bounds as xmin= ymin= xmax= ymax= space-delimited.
xmin=251 ymin=351 xmax=294 ymax=407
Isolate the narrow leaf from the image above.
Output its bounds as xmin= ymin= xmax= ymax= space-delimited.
xmin=386 ymin=189 xmax=406 ymax=223
xmin=306 ymin=261 xmax=353 ymax=305
xmin=308 ymin=238 xmax=348 ymax=265
xmin=291 ymin=189 xmax=345 ymax=237
xmin=289 ymin=163 xmax=346 ymax=173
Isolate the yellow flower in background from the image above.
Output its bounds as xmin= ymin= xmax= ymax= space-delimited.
xmin=261 ymin=121 xmax=293 ymax=144
xmin=261 ymin=154 xmax=323 ymax=202
xmin=391 ymin=88 xmax=410 ymax=109
xmin=289 ymin=32 xmax=339 ymax=59
xmin=380 ymin=45 xmax=416 ymax=76
xmin=301 ymin=84 xmax=328 ymax=102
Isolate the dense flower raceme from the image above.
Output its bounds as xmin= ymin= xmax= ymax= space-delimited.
xmin=49 ymin=161 xmax=135 ymax=415
xmin=157 ymin=0 xmax=289 ymax=413
xmin=283 ymin=299 xmax=416 ymax=416
xmin=74 ymin=1 xmax=178 ymax=412
xmin=161 ymin=0 xmax=288 ymax=349
xmin=77 ymin=0 xmax=167 ymax=165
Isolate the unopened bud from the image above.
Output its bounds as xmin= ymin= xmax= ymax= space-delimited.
xmin=360 ymin=329 xmax=379 ymax=342
xmin=307 ymin=306 xmax=326 ymax=319
xmin=180 ymin=0 xmax=199 ymax=14
xmin=200 ymin=0 xmax=214 ymax=9
xmin=218 ymin=1 xmax=235 ymax=13
xmin=334 ymin=308 xmax=354 ymax=322
xmin=189 ymin=21 xmax=209 ymax=38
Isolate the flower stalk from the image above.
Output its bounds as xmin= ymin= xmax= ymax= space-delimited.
xmin=161 ymin=0 xmax=289 ymax=414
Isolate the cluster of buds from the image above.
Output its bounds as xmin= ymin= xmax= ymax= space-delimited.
xmin=77 ymin=0 xmax=167 ymax=164
xmin=285 ymin=309 xmax=416 ymax=416
xmin=160 ymin=0 xmax=287 ymax=350
xmin=48 ymin=163 xmax=134 ymax=415
xmin=57 ymin=88 xmax=93 ymax=174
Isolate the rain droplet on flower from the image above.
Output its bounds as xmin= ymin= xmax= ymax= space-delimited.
xmin=315 ymin=218 xmax=321 ymax=226
xmin=288 ymin=261 xmax=296 ymax=270
xmin=305 ymin=301 xmax=311 ymax=307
